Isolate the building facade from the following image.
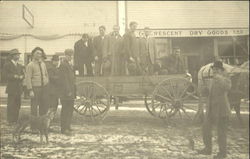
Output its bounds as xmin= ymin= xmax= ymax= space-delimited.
xmin=126 ymin=1 xmax=249 ymax=83
xmin=0 ymin=1 xmax=249 ymax=83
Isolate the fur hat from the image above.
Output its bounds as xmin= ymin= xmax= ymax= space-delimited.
xmin=211 ymin=60 xmax=224 ymax=70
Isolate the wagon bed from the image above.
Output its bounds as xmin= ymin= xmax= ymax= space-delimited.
xmin=74 ymin=74 xmax=197 ymax=120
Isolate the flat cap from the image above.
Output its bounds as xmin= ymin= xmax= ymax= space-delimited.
xmin=64 ymin=49 xmax=74 ymax=56
xmin=51 ymin=55 xmax=59 ymax=61
xmin=9 ymin=49 xmax=21 ymax=56
xmin=211 ymin=60 xmax=224 ymax=70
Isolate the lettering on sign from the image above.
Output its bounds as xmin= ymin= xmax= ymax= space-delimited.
xmin=136 ymin=28 xmax=248 ymax=37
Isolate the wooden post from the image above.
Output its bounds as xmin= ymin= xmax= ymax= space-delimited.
xmin=247 ymin=36 xmax=249 ymax=56
xmin=115 ymin=96 xmax=119 ymax=110
xmin=213 ymin=38 xmax=219 ymax=60
xmin=232 ymin=37 xmax=237 ymax=65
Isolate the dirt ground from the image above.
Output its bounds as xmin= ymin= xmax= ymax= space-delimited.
xmin=0 ymin=104 xmax=249 ymax=159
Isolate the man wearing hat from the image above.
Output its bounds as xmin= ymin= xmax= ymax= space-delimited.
xmin=58 ymin=49 xmax=75 ymax=135
xmin=3 ymin=49 xmax=24 ymax=124
xmin=26 ymin=47 xmax=50 ymax=123
xmin=93 ymin=25 xmax=109 ymax=76
xmin=198 ymin=60 xmax=231 ymax=159
xmin=138 ymin=27 xmax=157 ymax=75
xmin=166 ymin=46 xmax=188 ymax=74
xmin=46 ymin=55 xmax=60 ymax=114
xmin=105 ymin=25 xmax=124 ymax=76
xmin=74 ymin=33 xmax=94 ymax=76
xmin=123 ymin=21 xmax=140 ymax=75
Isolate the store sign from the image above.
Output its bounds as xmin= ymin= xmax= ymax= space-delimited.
xmin=136 ymin=28 xmax=249 ymax=37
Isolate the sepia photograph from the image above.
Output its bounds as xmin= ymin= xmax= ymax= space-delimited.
xmin=0 ymin=1 xmax=249 ymax=159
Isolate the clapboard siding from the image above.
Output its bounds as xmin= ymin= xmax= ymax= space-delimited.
xmin=127 ymin=1 xmax=249 ymax=29
xmin=0 ymin=1 xmax=117 ymax=35
xmin=0 ymin=1 xmax=117 ymax=56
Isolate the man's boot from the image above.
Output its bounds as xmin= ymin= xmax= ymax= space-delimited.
xmin=213 ymin=152 xmax=227 ymax=159
xmin=197 ymin=147 xmax=212 ymax=155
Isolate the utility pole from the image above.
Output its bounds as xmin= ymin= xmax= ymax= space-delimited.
xmin=117 ymin=1 xmax=126 ymax=36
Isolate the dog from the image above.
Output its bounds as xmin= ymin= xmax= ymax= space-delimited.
xmin=12 ymin=108 xmax=56 ymax=144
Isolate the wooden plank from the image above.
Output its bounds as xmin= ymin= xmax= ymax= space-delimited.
xmin=76 ymin=74 xmax=186 ymax=96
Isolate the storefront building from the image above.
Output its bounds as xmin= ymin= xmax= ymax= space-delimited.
xmin=0 ymin=1 xmax=249 ymax=84
xmin=126 ymin=1 xmax=249 ymax=83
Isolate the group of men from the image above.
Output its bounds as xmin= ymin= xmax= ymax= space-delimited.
xmin=4 ymin=21 xmax=231 ymax=158
xmin=4 ymin=48 xmax=75 ymax=136
xmin=74 ymin=21 xmax=188 ymax=76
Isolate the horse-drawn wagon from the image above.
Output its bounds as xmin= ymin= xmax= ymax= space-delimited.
xmin=73 ymin=60 xmax=249 ymax=122
xmin=73 ymin=73 xmax=197 ymax=120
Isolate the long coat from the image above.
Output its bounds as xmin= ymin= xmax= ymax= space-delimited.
xmin=46 ymin=61 xmax=60 ymax=96
xmin=93 ymin=35 xmax=109 ymax=60
xmin=206 ymin=72 xmax=232 ymax=121
xmin=58 ymin=60 xmax=75 ymax=100
xmin=74 ymin=39 xmax=94 ymax=66
xmin=165 ymin=54 xmax=187 ymax=74
xmin=107 ymin=33 xmax=124 ymax=75
xmin=123 ymin=31 xmax=139 ymax=60
xmin=139 ymin=37 xmax=157 ymax=65
xmin=4 ymin=61 xmax=24 ymax=95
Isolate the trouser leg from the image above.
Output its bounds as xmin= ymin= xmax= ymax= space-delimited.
xmin=7 ymin=94 xmax=21 ymax=123
xmin=85 ymin=62 xmax=93 ymax=76
xmin=66 ymin=100 xmax=74 ymax=130
xmin=50 ymin=95 xmax=59 ymax=111
xmin=31 ymin=87 xmax=40 ymax=117
xmin=60 ymin=99 xmax=67 ymax=132
xmin=31 ymin=87 xmax=40 ymax=129
xmin=94 ymin=60 xmax=102 ymax=76
xmin=79 ymin=65 xmax=85 ymax=77
xmin=217 ymin=117 xmax=228 ymax=155
xmin=202 ymin=118 xmax=212 ymax=151
xmin=39 ymin=85 xmax=49 ymax=116
xmin=14 ymin=95 xmax=21 ymax=122
xmin=119 ymin=55 xmax=126 ymax=76
xmin=60 ymin=99 xmax=74 ymax=132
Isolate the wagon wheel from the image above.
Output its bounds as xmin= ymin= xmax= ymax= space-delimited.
xmin=74 ymin=81 xmax=110 ymax=119
xmin=145 ymin=77 xmax=197 ymax=119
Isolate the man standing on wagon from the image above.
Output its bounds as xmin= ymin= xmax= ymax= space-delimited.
xmin=198 ymin=60 xmax=231 ymax=159
xmin=74 ymin=33 xmax=94 ymax=76
xmin=138 ymin=27 xmax=157 ymax=75
xmin=123 ymin=21 xmax=140 ymax=75
xmin=93 ymin=26 xmax=109 ymax=76
xmin=106 ymin=25 xmax=124 ymax=76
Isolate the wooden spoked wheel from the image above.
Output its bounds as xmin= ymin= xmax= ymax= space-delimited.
xmin=74 ymin=81 xmax=110 ymax=118
xmin=145 ymin=77 xmax=197 ymax=119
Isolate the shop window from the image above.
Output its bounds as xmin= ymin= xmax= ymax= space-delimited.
xmin=218 ymin=36 xmax=248 ymax=66
xmin=0 ymin=51 xmax=11 ymax=84
xmin=155 ymin=38 xmax=171 ymax=58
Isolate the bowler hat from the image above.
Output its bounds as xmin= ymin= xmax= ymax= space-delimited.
xmin=64 ymin=49 xmax=74 ymax=56
xmin=211 ymin=60 xmax=224 ymax=70
xmin=129 ymin=21 xmax=138 ymax=27
xmin=9 ymin=49 xmax=21 ymax=56
xmin=51 ymin=55 xmax=59 ymax=61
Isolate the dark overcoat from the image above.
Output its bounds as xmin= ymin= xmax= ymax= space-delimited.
xmin=74 ymin=39 xmax=94 ymax=66
xmin=58 ymin=60 xmax=75 ymax=100
xmin=4 ymin=61 xmax=24 ymax=95
xmin=206 ymin=73 xmax=232 ymax=121
xmin=93 ymin=35 xmax=109 ymax=60
xmin=123 ymin=31 xmax=139 ymax=60
xmin=46 ymin=61 xmax=60 ymax=96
